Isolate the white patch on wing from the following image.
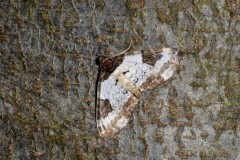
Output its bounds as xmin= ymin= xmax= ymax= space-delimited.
xmin=116 ymin=117 xmax=128 ymax=128
xmin=154 ymin=51 xmax=171 ymax=73
xmin=161 ymin=66 xmax=174 ymax=80
xmin=123 ymin=52 xmax=143 ymax=63
xmin=116 ymin=50 xmax=173 ymax=87
xmin=117 ymin=54 xmax=154 ymax=86
xmin=100 ymin=75 xmax=131 ymax=109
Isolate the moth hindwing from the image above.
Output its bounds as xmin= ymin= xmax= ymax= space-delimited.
xmin=96 ymin=48 xmax=184 ymax=138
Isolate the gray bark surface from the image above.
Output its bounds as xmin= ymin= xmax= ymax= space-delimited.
xmin=0 ymin=0 xmax=239 ymax=159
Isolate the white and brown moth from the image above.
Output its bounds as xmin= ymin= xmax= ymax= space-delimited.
xmin=96 ymin=48 xmax=184 ymax=138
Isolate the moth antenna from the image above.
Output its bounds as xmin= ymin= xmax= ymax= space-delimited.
xmin=115 ymin=41 xmax=132 ymax=56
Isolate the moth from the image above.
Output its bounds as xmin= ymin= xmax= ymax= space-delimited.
xmin=96 ymin=48 xmax=184 ymax=138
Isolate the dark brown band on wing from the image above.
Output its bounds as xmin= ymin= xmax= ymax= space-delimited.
xmin=98 ymin=95 xmax=139 ymax=138
xmin=141 ymin=49 xmax=163 ymax=66
xmin=177 ymin=50 xmax=184 ymax=57
xmin=98 ymin=99 xmax=113 ymax=119
xmin=140 ymin=75 xmax=165 ymax=91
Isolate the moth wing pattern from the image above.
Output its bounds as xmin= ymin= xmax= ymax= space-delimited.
xmin=113 ymin=48 xmax=184 ymax=92
xmin=96 ymin=48 xmax=184 ymax=138
xmin=96 ymin=74 xmax=139 ymax=138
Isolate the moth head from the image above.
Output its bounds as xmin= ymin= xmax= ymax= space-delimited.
xmin=97 ymin=56 xmax=114 ymax=72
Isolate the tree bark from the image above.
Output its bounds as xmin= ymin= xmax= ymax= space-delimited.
xmin=0 ymin=0 xmax=239 ymax=159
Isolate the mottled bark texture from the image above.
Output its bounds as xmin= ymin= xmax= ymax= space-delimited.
xmin=0 ymin=0 xmax=239 ymax=159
